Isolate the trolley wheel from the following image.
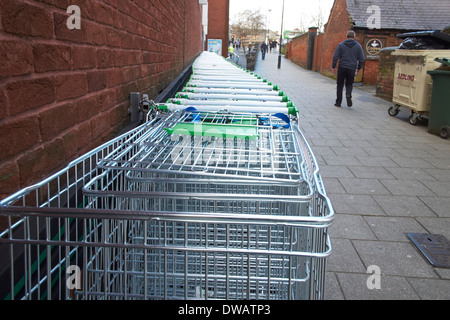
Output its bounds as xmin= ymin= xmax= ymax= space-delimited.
xmin=440 ymin=126 xmax=450 ymax=139
xmin=388 ymin=106 xmax=399 ymax=116
xmin=409 ymin=115 xmax=419 ymax=126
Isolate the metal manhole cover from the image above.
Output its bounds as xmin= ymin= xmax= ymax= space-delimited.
xmin=408 ymin=233 xmax=450 ymax=268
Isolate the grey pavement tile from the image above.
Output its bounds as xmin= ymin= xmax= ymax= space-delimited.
xmin=324 ymin=272 xmax=345 ymax=300
xmin=322 ymin=178 xmax=346 ymax=194
xmin=435 ymin=268 xmax=450 ymax=280
xmin=367 ymin=139 xmax=405 ymax=149
xmin=427 ymin=141 xmax=450 ymax=152
xmin=322 ymin=155 xmax=362 ymax=166
xmin=320 ymin=131 xmax=352 ymax=141
xmin=421 ymin=181 xmax=450 ymax=197
xmin=424 ymin=168 xmax=450 ymax=182
xmin=418 ymin=197 xmax=450 ymax=218
xmin=395 ymin=148 xmax=435 ymax=158
xmin=376 ymin=128 xmax=412 ymax=136
xmin=385 ymin=167 xmax=437 ymax=181
xmin=352 ymin=240 xmax=438 ymax=278
xmin=315 ymin=155 xmax=326 ymax=168
xmin=397 ymin=141 xmax=444 ymax=152
xmin=349 ymin=166 xmax=395 ymax=179
xmin=328 ymin=194 xmax=385 ymax=216
xmin=320 ymin=166 xmax=354 ymax=179
xmin=327 ymin=238 xmax=367 ymax=273
xmin=372 ymin=195 xmax=437 ymax=217
xmin=330 ymin=214 xmax=377 ymax=240
xmin=331 ymin=146 xmax=369 ymax=157
xmin=364 ymin=216 xmax=428 ymax=242
xmin=407 ymin=278 xmax=450 ymax=300
xmin=324 ymin=127 xmax=359 ymax=137
xmin=304 ymin=130 xmax=324 ymax=141
xmin=308 ymin=146 xmax=336 ymax=157
xmin=356 ymin=119 xmax=398 ymax=130
xmin=253 ymin=53 xmax=450 ymax=300
xmin=423 ymin=148 xmax=450 ymax=159
xmin=355 ymin=156 xmax=400 ymax=167
xmin=416 ymin=217 xmax=450 ymax=239
xmin=380 ymin=179 xmax=436 ymax=197
xmin=362 ymin=147 xmax=401 ymax=158
xmin=336 ymin=273 xmax=420 ymax=300
xmin=309 ymin=138 xmax=344 ymax=148
xmin=339 ymin=178 xmax=391 ymax=195
xmin=339 ymin=139 xmax=373 ymax=148
xmin=348 ymin=129 xmax=385 ymax=141
xmin=390 ymin=156 xmax=436 ymax=169
xmin=298 ymin=120 xmax=314 ymax=129
xmin=299 ymin=128 xmax=324 ymax=140
xmin=330 ymin=120 xmax=365 ymax=129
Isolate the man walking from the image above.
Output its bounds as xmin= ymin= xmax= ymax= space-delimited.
xmin=261 ymin=42 xmax=268 ymax=60
xmin=332 ymin=30 xmax=365 ymax=107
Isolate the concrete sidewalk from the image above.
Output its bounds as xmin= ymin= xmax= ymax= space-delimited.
xmin=253 ymin=51 xmax=450 ymax=300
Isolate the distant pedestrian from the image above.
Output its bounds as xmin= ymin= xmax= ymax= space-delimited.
xmin=261 ymin=42 xmax=268 ymax=60
xmin=228 ymin=44 xmax=234 ymax=59
xmin=332 ymin=30 xmax=365 ymax=108
xmin=272 ymin=40 xmax=278 ymax=53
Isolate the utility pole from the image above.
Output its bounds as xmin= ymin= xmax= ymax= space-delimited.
xmin=278 ymin=0 xmax=285 ymax=69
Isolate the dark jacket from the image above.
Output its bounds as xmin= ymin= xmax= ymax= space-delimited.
xmin=332 ymin=39 xmax=365 ymax=70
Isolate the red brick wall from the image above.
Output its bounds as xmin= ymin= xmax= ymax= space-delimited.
xmin=313 ymin=33 xmax=324 ymax=72
xmin=206 ymin=0 xmax=230 ymax=58
xmin=288 ymin=31 xmax=324 ymax=72
xmin=288 ymin=33 xmax=309 ymax=69
xmin=376 ymin=47 xmax=398 ymax=101
xmin=362 ymin=60 xmax=379 ymax=84
xmin=361 ymin=32 xmax=403 ymax=84
xmin=0 ymin=0 xmax=203 ymax=200
xmin=320 ymin=0 xmax=353 ymax=77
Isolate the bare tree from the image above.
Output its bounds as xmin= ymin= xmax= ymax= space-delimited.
xmin=310 ymin=1 xmax=325 ymax=32
xmin=297 ymin=12 xmax=308 ymax=34
xmin=231 ymin=9 xmax=266 ymax=49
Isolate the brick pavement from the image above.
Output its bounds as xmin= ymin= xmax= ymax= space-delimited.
xmin=242 ymin=49 xmax=450 ymax=300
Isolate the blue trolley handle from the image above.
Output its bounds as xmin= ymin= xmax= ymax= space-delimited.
xmin=185 ymin=107 xmax=201 ymax=122
xmin=259 ymin=113 xmax=291 ymax=129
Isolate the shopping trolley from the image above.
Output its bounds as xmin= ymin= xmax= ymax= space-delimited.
xmin=0 ymin=53 xmax=334 ymax=301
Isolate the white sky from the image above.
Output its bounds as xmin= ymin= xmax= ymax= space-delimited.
xmin=229 ymin=0 xmax=335 ymax=32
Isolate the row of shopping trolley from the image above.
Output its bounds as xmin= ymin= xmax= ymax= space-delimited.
xmin=0 ymin=52 xmax=334 ymax=300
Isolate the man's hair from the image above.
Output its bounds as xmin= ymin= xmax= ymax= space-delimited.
xmin=347 ymin=30 xmax=356 ymax=38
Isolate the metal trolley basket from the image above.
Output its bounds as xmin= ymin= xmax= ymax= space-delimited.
xmin=0 ymin=54 xmax=333 ymax=301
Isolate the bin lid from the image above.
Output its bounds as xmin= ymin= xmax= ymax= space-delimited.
xmin=435 ymin=57 xmax=450 ymax=66
xmin=397 ymin=31 xmax=450 ymax=49
xmin=427 ymin=70 xmax=450 ymax=76
xmin=397 ymin=31 xmax=450 ymax=42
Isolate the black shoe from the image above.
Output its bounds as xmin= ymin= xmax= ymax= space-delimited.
xmin=347 ymin=98 xmax=353 ymax=107
xmin=334 ymin=104 xmax=341 ymax=107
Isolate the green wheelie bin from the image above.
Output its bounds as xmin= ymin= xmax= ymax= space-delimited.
xmin=427 ymin=57 xmax=450 ymax=139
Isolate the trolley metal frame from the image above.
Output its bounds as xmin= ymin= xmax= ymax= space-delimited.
xmin=0 ymin=52 xmax=334 ymax=301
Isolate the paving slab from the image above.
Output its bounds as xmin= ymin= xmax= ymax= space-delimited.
xmin=352 ymin=240 xmax=438 ymax=278
xmin=252 ymin=52 xmax=450 ymax=300
xmin=335 ymin=272 xmax=421 ymax=300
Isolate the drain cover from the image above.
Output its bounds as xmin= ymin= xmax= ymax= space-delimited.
xmin=408 ymin=234 xmax=450 ymax=268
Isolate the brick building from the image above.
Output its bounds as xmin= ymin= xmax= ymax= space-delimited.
xmin=288 ymin=0 xmax=450 ymax=84
xmin=205 ymin=0 xmax=230 ymax=57
xmin=0 ymin=0 xmax=207 ymax=200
